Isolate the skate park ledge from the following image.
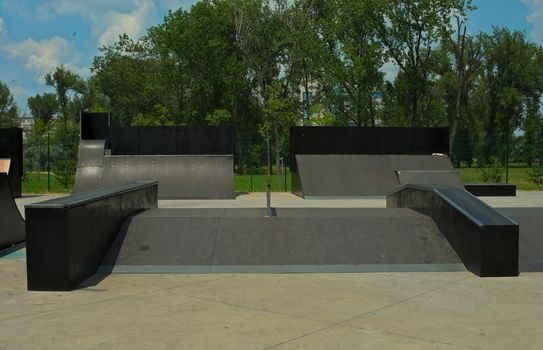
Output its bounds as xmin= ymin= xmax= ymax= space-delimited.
xmin=387 ymin=184 xmax=519 ymax=277
xmin=25 ymin=181 xmax=158 ymax=291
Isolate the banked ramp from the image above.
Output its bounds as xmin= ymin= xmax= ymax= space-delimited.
xmin=294 ymin=154 xmax=463 ymax=198
xmin=0 ymin=172 xmax=25 ymax=248
xmin=100 ymin=208 xmax=464 ymax=273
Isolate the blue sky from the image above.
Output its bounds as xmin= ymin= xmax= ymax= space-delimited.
xmin=1 ymin=0 xmax=542 ymax=114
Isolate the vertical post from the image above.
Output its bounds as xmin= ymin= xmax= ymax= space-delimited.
xmin=266 ymin=134 xmax=273 ymax=217
xmin=47 ymin=131 xmax=51 ymax=192
xmin=505 ymin=133 xmax=510 ymax=184
xmin=284 ymin=161 xmax=287 ymax=192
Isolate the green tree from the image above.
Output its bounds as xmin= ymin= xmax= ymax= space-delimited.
xmin=27 ymin=93 xmax=57 ymax=124
xmin=446 ymin=14 xmax=483 ymax=155
xmin=0 ymin=81 xmax=19 ymax=128
xmin=319 ymin=0 xmax=385 ymax=126
xmin=377 ymin=0 xmax=471 ymax=127
xmin=45 ymin=65 xmax=86 ymax=125
xmin=481 ymin=28 xmax=543 ymax=162
xmin=233 ymin=0 xmax=287 ymax=175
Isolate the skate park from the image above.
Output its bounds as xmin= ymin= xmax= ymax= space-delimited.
xmin=1 ymin=121 xmax=543 ymax=348
xmin=0 ymin=117 xmax=541 ymax=292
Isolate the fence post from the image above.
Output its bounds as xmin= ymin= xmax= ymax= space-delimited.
xmin=505 ymin=133 xmax=510 ymax=184
xmin=284 ymin=165 xmax=287 ymax=192
xmin=47 ymin=131 xmax=51 ymax=192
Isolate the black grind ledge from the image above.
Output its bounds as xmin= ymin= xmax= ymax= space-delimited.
xmin=387 ymin=184 xmax=519 ymax=277
xmin=465 ymin=183 xmax=517 ymax=197
xmin=25 ymin=181 xmax=158 ymax=291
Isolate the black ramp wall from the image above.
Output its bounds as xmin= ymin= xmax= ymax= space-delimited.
xmin=295 ymin=154 xmax=462 ymax=197
xmin=107 ymin=126 xmax=233 ymax=155
xmin=0 ymin=173 xmax=25 ymax=248
xmin=74 ymin=116 xmax=235 ymax=199
xmin=290 ymin=126 xmax=450 ymax=159
xmin=0 ymin=128 xmax=23 ymax=197
xmin=290 ymin=127 xmax=454 ymax=198
xmin=81 ymin=111 xmax=110 ymax=140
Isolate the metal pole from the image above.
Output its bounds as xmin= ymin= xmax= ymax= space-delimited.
xmin=284 ymin=161 xmax=287 ymax=192
xmin=505 ymin=133 xmax=509 ymax=184
xmin=47 ymin=131 xmax=51 ymax=192
xmin=265 ymin=133 xmax=273 ymax=217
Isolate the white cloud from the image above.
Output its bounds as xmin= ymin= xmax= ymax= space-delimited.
xmin=2 ymin=36 xmax=85 ymax=81
xmin=381 ymin=60 xmax=400 ymax=82
xmin=36 ymin=0 xmax=159 ymax=46
xmin=523 ymin=0 xmax=543 ymax=43
xmin=97 ymin=0 xmax=157 ymax=46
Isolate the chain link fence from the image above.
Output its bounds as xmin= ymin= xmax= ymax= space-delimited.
xmin=452 ymin=131 xmax=542 ymax=189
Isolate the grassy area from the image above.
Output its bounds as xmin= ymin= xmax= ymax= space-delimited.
xmin=458 ymin=167 xmax=541 ymax=191
xmin=235 ymin=171 xmax=292 ymax=193
xmin=22 ymin=167 xmax=541 ymax=194
xmin=22 ymin=173 xmax=72 ymax=194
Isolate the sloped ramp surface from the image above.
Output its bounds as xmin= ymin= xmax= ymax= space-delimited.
xmin=72 ymin=140 xmax=105 ymax=193
xmin=0 ymin=173 xmax=25 ymax=248
xmin=101 ymin=208 xmax=464 ymax=273
xmin=295 ymin=154 xmax=461 ymax=197
xmin=73 ymin=141 xmax=235 ymax=199
xmin=101 ymin=155 xmax=234 ymax=199
xmin=498 ymin=208 xmax=543 ymax=272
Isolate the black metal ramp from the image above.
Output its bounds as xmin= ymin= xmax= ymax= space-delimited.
xmin=100 ymin=208 xmax=465 ymax=273
xmin=72 ymin=140 xmax=235 ymax=199
xmin=0 ymin=173 xmax=25 ymax=248
xmin=497 ymin=208 xmax=543 ymax=272
xmin=295 ymin=154 xmax=462 ymax=198
xmin=72 ymin=140 xmax=106 ymax=193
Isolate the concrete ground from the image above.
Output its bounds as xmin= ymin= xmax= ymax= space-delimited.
xmin=2 ymin=192 xmax=542 ymax=349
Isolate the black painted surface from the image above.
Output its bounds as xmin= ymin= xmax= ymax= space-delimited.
xmin=102 ymin=208 xmax=461 ymax=270
xmin=0 ymin=128 xmax=22 ymax=197
xmin=293 ymin=154 xmax=460 ymax=198
xmin=25 ymin=182 xmax=158 ymax=291
xmin=497 ymin=208 xmax=543 ymax=272
xmin=81 ymin=112 xmax=110 ymax=140
xmin=387 ymin=185 xmax=519 ymax=277
xmin=0 ymin=173 xmax=25 ymax=248
xmin=290 ymin=127 xmax=450 ymax=197
xmin=107 ymin=126 xmax=233 ymax=155
xmin=290 ymin=127 xmax=449 ymax=168
xmin=465 ymin=184 xmax=517 ymax=197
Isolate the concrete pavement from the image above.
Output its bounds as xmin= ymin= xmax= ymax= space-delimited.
xmin=1 ymin=192 xmax=541 ymax=349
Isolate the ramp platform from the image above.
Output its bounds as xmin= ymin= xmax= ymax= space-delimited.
xmin=100 ymin=208 xmax=464 ymax=274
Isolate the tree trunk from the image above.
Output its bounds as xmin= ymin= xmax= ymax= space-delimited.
xmin=411 ymin=90 xmax=418 ymax=127
xmin=450 ymin=81 xmax=463 ymax=159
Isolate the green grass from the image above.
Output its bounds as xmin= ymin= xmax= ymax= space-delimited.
xmin=22 ymin=166 xmax=541 ymax=194
xmin=235 ymin=171 xmax=292 ymax=193
xmin=22 ymin=173 xmax=72 ymax=194
xmin=458 ymin=167 xmax=542 ymax=191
